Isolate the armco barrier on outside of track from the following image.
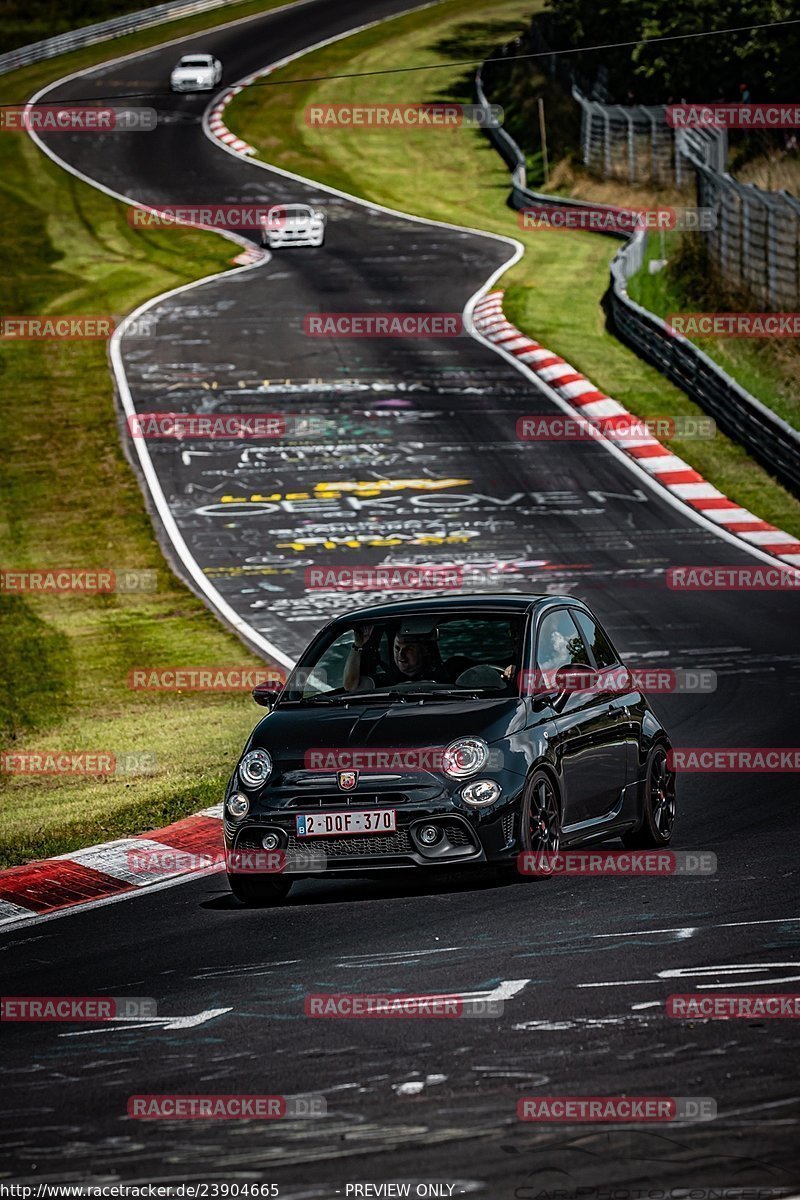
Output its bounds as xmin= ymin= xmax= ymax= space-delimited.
xmin=0 ymin=0 xmax=236 ymax=75
xmin=474 ymin=62 xmax=800 ymax=497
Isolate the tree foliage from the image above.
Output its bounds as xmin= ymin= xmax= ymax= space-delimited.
xmin=543 ymin=0 xmax=800 ymax=103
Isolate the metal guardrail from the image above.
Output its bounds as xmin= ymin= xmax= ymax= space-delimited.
xmin=474 ymin=65 xmax=800 ymax=496
xmin=474 ymin=65 xmax=527 ymax=191
xmin=0 ymin=0 xmax=238 ymax=76
xmin=609 ymin=235 xmax=800 ymax=495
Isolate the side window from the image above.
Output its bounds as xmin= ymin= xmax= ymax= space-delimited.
xmin=573 ymin=611 xmax=618 ymax=669
xmin=299 ymin=630 xmax=352 ymax=696
xmin=535 ymin=609 xmax=590 ymax=674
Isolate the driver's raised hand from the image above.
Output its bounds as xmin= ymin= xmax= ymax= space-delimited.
xmin=353 ymin=624 xmax=374 ymax=648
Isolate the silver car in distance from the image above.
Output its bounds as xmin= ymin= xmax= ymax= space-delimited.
xmin=260 ymin=203 xmax=326 ymax=248
xmin=170 ymin=54 xmax=222 ymax=92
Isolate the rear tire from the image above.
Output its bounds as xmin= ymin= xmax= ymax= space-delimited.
xmin=623 ymin=743 xmax=676 ymax=848
xmin=227 ymin=873 xmax=291 ymax=905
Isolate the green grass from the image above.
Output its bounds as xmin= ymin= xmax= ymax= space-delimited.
xmin=0 ymin=0 xmax=294 ymax=868
xmin=225 ymin=0 xmax=800 ymax=539
xmin=627 ymin=233 xmax=799 ymax=433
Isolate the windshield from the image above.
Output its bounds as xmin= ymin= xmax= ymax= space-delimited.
xmin=180 ymin=57 xmax=212 ymax=67
xmin=269 ymin=205 xmax=312 ymax=221
xmin=283 ymin=613 xmax=526 ymax=702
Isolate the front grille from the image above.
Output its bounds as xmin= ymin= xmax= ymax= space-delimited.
xmin=286 ymin=792 xmax=409 ymax=809
xmin=443 ymin=822 xmax=473 ymax=847
xmin=286 ymin=830 xmax=413 ymax=858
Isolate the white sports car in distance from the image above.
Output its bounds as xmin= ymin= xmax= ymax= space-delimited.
xmin=170 ymin=54 xmax=222 ymax=92
xmin=260 ymin=203 xmax=326 ymax=248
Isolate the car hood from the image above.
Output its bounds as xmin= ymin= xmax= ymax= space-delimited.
xmin=245 ymin=696 xmax=525 ymax=777
xmin=171 ymin=67 xmax=213 ymax=78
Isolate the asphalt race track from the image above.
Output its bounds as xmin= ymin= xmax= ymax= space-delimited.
xmin=2 ymin=0 xmax=799 ymax=1191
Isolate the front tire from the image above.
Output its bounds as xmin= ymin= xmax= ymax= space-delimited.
xmin=227 ymin=873 xmax=292 ymax=905
xmin=623 ymin=743 xmax=676 ymax=848
xmin=520 ymin=769 xmax=562 ymax=878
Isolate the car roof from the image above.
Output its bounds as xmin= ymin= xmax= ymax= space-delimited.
xmin=180 ymin=53 xmax=212 ymax=61
xmin=328 ymin=593 xmax=586 ymax=624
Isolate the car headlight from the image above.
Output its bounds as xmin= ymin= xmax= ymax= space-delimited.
xmin=239 ymin=749 xmax=272 ymax=788
xmin=442 ymin=737 xmax=489 ymax=779
xmin=462 ymin=779 xmax=501 ymax=807
xmin=226 ymin=792 xmax=249 ymax=821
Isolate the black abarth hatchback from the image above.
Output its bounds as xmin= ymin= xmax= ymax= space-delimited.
xmin=223 ymin=595 xmax=676 ymax=903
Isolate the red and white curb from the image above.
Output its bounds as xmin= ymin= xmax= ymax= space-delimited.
xmin=231 ymin=244 xmax=266 ymax=266
xmin=473 ymin=291 xmax=800 ymax=568
xmin=207 ymin=84 xmax=257 ymax=155
xmin=0 ymin=806 xmax=224 ymax=928
xmin=205 ymin=87 xmax=270 ymax=265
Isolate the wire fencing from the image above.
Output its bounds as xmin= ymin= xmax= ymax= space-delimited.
xmin=473 ymin=66 xmax=800 ymax=495
xmin=525 ymin=20 xmax=799 ymax=309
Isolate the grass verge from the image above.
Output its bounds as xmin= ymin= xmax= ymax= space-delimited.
xmin=627 ymin=233 xmax=799 ymax=432
xmin=225 ymin=0 xmax=800 ymax=538
xmin=0 ymin=0 xmax=293 ymax=868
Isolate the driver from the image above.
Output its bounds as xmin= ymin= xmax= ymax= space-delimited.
xmin=344 ymin=622 xmax=448 ymax=692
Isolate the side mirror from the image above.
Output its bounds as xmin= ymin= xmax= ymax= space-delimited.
xmin=253 ymin=680 xmax=283 ymax=707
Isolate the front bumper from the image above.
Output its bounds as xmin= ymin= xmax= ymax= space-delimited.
xmin=223 ymin=778 xmax=524 ymax=875
xmin=265 ymin=227 xmax=324 ymax=246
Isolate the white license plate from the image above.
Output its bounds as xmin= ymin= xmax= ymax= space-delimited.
xmin=295 ymin=809 xmax=396 ymax=837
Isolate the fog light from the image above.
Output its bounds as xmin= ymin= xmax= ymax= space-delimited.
xmin=462 ymin=779 xmax=501 ymax=807
xmin=261 ymin=833 xmax=280 ymax=850
xmin=418 ymin=824 xmax=442 ymax=846
xmin=226 ymin=792 xmax=249 ymax=821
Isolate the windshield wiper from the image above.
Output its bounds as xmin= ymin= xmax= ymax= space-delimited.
xmin=393 ymin=687 xmax=504 ymax=699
